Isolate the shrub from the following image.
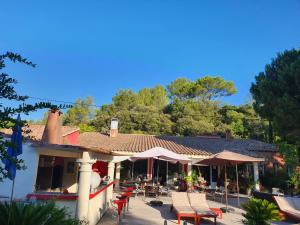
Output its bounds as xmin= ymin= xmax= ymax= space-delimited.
xmin=289 ymin=166 xmax=300 ymax=194
xmin=260 ymin=169 xmax=289 ymax=192
xmin=239 ymin=176 xmax=256 ymax=194
xmin=242 ymin=198 xmax=281 ymax=225
xmin=0 ymin=201 xmax=83 ymax=225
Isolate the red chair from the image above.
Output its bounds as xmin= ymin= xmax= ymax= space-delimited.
xmin=119 ymin=191 xmax=132 ymax=211
xmin=125 ymin=187 xmax=134 ymax=192
xmin=112 ymin=199 xmax=127 ymax=223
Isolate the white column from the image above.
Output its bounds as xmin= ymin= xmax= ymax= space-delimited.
xmin=187 ymin=163 xmax=192 ymax=176
xmin=107 ymin=162 xmax=115 ymax=201
xmin=115 ymin=162 xmax=121 ymax=190
xmin=76 ymin=152 xmax=94 ymax=221
xmin=253 ymin=162 xmax=260 ymax=191
xmin=210 ymin=165 xmax=213 ymax=185
xmin=107 ymin=162 xmax=115 ymax=182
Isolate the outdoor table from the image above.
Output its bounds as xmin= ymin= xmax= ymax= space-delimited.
xmin=144 ymin=185 xmax=159 ymax=198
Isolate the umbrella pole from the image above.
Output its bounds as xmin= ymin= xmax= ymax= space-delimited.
xmin=132 ymin=162 xmax=134 ymax=179
xmin=152 ymin=158 xmax=154 ymax=185
xmin=157 ymin=157 xmax=160 ymax=185
xmin=236 ymin=164 xmax=240 ymax=207
xmin=166 ymin=161 xmax=168 ymax=185
xmin=225 ymin=165 xmax=228 ymax=210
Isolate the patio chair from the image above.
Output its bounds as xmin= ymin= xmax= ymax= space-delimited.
xmin=159 ymin=186 xmax=171 ymax=197
xmin=272 ymin=187 xmax=284 ymax=196
xmin=214 ymin=186 xmax=225 ymax=203
xmin=273 ymin=196 xmax=300 ymax=221
xmin=133 ymin=183 xmax=144 ymax=197
xmin=210 ymin=182 xmax=217 ymax=189
xmin=171 ymin=192 xmax=197 ymax=225
xmin=188 ymin=193 xmax=217 ymax=225
xmin=144 ymin=185 xmax=159 ymax=200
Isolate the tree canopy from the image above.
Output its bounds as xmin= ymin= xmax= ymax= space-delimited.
xmin=167 ymin=76 xmax=236 ymax=101
xmin=36 ymin=74 xmax=267 ymax=142
xmin=63 ymin=96 xmax=95 ymax=126
xmin=251 ymin=48 xmax=300 ymax=164
xmin=75 ymin=76 xmax=264 ymax=139
xmin=0 ymin=52 xmax=64 ymax=181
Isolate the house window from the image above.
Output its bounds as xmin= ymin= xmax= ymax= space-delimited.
xmin=35 ymin=155 xmax=64 ymax=192
xmin=35 ymin=155 xmax=79 ymax=193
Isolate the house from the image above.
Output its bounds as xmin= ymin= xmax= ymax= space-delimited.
xmin=76 ymin=125 xmax=282 ymax=188
xmin=0 ymin=110 xmax=118 ymax=225
xmin=0 ymin=109 xmax=283 ymax=224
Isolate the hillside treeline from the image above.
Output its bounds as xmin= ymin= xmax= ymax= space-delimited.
xmin=58 ymin=76 xmax=268 ymax=141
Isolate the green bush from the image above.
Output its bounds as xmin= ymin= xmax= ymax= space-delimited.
xmin=239 ymin=175 xmax=255 ymax=194
xmin=242 ymin=198 xmax=281 ymax=225
xmin=289 ymin=166 xmax=300 ymax=194
xmin=0 ymin=201 xmax=83 ymax=225
xmin=260 ymin=169 xmax=289 ymax=192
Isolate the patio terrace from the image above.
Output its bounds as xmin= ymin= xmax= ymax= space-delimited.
xmin=98 ymin=194 xmax=296 ymax=225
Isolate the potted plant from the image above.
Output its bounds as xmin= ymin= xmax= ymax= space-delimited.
xmin=240 ymin=176 xmax=256 ymax=195
xmin=184 ymin=175 xmax=193 ymax=192
xmin=242 ymin=198 xmax=281 ymax=225
xmin=191 ymin=170 xmax=199 ymax=188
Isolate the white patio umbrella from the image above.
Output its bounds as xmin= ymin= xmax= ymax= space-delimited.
xmin=130 ymin=147 xmax=191 ymax=184
xmin=198 ymin=150 xmax=264 ymax=211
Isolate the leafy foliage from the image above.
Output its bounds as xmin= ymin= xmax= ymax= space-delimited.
xmin=0 ymin=52 xmax=68 ymax=181
xmin=193 ymin=76 xmax=237 ymax=100
xmin=82 ymin=76 xmax=267 ymax=138
xmin=167 ymin=76 xmax=236 ymax=101
xmin=251 ymin=48 xmax=300 ymax=150
xmin=260 ymin=169 xmax=289 ymax=192
xmin=92 ymin=105 xmax=173 ymax=134
xmin=242 ymin=198 xmax=281 ymax=225
xmin=63 ymin=96 xmax=95 ymax=126
xmin=289 ymin=166 xmax=300 ymax=194
xmin=167 ymin=78 xmax=193 ymax=101
xmin=219 ymin=104 xmax=268 ymax=140
xmin=279 ymin=142 xmax=299 ymax=169
xmin=0 ymin=201 xmax=83 ymax=225
xmin=30 ymin=111 xmax=49 ymax=125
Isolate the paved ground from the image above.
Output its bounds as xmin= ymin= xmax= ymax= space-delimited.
xmin=98 ymin=195 xmax=298 ymax=225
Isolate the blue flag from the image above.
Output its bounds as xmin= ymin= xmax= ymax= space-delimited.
xmin=2 ymin=115 xmax=23 ymax=180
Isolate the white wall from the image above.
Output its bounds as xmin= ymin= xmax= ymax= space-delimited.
xmin=88 ymin=186 xmax=112 ymax=225
xmin=55 ymin=200 xmax=77 ymax=218
xmin=0 ymin=143 xmax=39 ymax=199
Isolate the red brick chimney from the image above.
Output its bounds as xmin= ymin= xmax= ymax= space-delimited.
xmin=41 ymin=109 xmax=63 ymax=144
xmin=110 ymin=118 xmax=118 ymax=138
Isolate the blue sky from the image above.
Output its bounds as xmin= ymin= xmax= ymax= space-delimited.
xmin=1 ymin=1 xmax=300 ymax=120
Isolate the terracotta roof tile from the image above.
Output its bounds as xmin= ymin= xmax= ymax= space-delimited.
xmin=77 ymin=133 xmax=277 ymax=157
xmin=1 ymin=124 xmax=79 ymax=141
